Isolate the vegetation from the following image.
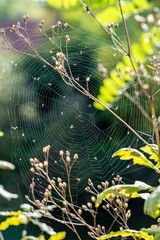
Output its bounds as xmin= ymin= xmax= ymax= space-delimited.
xmin=1 ymin=0 xmax=160 ymax=239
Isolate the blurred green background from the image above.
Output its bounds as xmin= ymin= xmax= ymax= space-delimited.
xmin=1 ymin=0 xmax=160 ymax=239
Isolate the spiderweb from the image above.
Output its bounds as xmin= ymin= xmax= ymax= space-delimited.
xmin=0 ymin=19 xmax=157 ymax=208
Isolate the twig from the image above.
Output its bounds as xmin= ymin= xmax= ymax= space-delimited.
xmin=78 ymin=0 xmax=128 ymax=55
xmin=118 ymin=0 xmax=160 ymax=153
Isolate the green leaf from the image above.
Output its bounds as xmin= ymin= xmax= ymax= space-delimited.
xmin=31 ymin=219 xmax=56 ymax=236
xmin=97 ymin=230 xmax=153 ymax=240
xmin=49 ymin=232 xmax=66 ymax=240
xmin=48 ymin=0 xmax=78 ymax=9
xmin=0 ymin=185 xmax=18 ymax=200
xmin=112 ymin=148 xmax=160 ymax=173
xmin=141 ymin=32 xmax=153 ymax=55
xmin=132 ymin=43 xmax=146 ymax=62
xmin=0 ymin=160 xmax=15 ymax=170
xmin=140 ymin=145 xmax=160 ymax=168
xmin=96 ymin=6 xmax=121 ymax=25
xmin=141 ymin=227 xmax=160 ymax=240
xmin=144 ymin=185 xmax=160 ymax=219
xmin=133 ymin=0 xmax=150 ymax=8
xmin=0 ymin=131 xmax=4 ymax=137
xmin=95 ymin=180 xmax=151 ymax=207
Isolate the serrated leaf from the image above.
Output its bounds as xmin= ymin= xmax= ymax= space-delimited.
xmin=144 ymin=185 xmax=160 ymax=219
xmin=140 ymin=145 xmax=160 ymax=167
xmin=0 ymin=185 xmax=18 ymax=200
xmin=31 ymin=219 xmax=56 ymax=236
xmin=0 ymin=160 xmax=15 ymax=170
xmin=95 ymin=180 xmax=151 ymax=207
xmin=97 ymin=230 xmax=153 ymax=240
xmin=112 ymin=148 xmax=160 ymax=173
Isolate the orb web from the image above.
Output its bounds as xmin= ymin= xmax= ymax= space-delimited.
xmin=0 ymin=20 xmax=155 ymax=205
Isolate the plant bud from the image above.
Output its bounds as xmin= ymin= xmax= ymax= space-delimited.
xmin=91 ymin=196 xmax=96 ymax=202
xmin=59 ymin=150 xmax=64 ymax=156
xmin=57 ymin=177 xmax=62 ymax=183
xmin=23 ymin=15 xmax=26 ymax=21
xmin=66 ymin=150 xmax=70 ymax=156
xmin=73 ymin=154 xmax=78 ymax=160
xmin=44 ymin=161 xmax=48 ymax=167
xmin=147 ymin=14 xmax=155 ymax=25
xmin=66 ymin=156 xmax=71 ymax=163
xmin=78 ymin=209 xmax=82 ymax=215
xmin=39 ymin=163 xmax=43 ymax=168
xmin=30 ymin=167 xmax=35 ymax=173
xmin=87 ymin=202 xmax=92 ymax=209
xmin=64 ymin=23 xmax=68 ymax=28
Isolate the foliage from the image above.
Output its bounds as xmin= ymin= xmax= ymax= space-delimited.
xmin=144 ymin=185 xmax=160 ymax=219
xmin=97 ymin=230 xmax=153 ymax=240
xmin=112 ymin=146 xmax=160 ymax=173
xmin=94 ymin=20 xmax=160 ymax=110
xmin=1 ymin=0 xmax=160 ymax=239
xmin=95 ymin=180 xmax=151 ymax=207
xmin=0 ymin=204 xmax=66 ymax=240
xmin=0 ymin=131 xmax=4 ymax=137
xmin=0 ymin=160 xmax=18 ymax=200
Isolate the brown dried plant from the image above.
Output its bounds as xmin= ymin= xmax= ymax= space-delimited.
xmin=26 ymin=145 xmax=132 ymax=239
xmin=0 ymin=4 xmax=158 ymax=152
xmin=1 ymin=0 xmax=160 ymax=239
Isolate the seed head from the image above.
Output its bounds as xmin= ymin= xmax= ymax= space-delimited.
xmin=73 ymin=154 xmax=78 ymax=160
xmin=115 ymin=23 xmax=119 ymax=29
xmin=39 ymin=163 xmax=43 ymax=168
xmin=57 ymin=177 xmax=62 ymax=183
xmin=78 ymin=209 xmax=82 ymax=215
xmin=87 ymin=202 xmax=92 ymax=209
xmin=64 ymin=23 xmax=68 ymax=28
xmin=23 ymin=15 xmax=26 ymax=22
xmin=0 ymin=28 xmax=4 ymax=34
xmin=66 ymin=38 xmax=70 ymax=43
xmin=86 ymin=77 xmax=90 ymax=82
xmin=30 ymin=206 xmax=34 ymax=213
xmin=51 ymin=180 xmax=55 ymax=185
xmin=62 ymin=182 xmax=67 ymax=188
xmin=59 ymin=150 xmax=64 ymax=156
xmin=59 ymin=182 xmax=63 ymax=188
xmin=44 ymin=161 xmax=48 ymax=167
xmin=91 ymin=196 xmax=96 ymax=202
xmin=25 ymin=195 xmax=29 ymax=201
xmin=85 ymin=186 xmax=90 ymax=192
xmin=66 ymin=156 xmax=71 ymax=163
xmin=63 ymin=201 xmax=68 ymax=207
xmin=56 ymin=52 xmax=61 ymax=58
xmin=124 ymin=203 xmax=128 ymax=209
xmin=30 ymin=168 xmax=35 ymax=173
xmin=66 ymin=150 xmax=70 ymax=156
xmin=51 ymin=25 xmax=55 ymax=31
